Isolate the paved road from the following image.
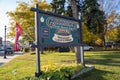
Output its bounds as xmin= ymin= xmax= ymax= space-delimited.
xmin=0 ymin=51 xmax=22 ymax=67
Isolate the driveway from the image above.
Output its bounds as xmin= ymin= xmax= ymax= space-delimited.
xmin=0 ymin=51 xmax=22 ymax=67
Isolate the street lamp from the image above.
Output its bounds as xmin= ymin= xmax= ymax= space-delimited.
xmin=4 ymin=25 xmax=7 ymax=59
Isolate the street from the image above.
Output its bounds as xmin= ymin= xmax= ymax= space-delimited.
xmin=0 ymin=51 xmax=22 ymax=66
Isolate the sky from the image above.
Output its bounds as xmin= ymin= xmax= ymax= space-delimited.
xmin=0 ymin=0 xmax=51 ymax=41
xmin=0 ymin=0 xmax=119 ymax=41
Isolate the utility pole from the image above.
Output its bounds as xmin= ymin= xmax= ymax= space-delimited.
xmin=4 ymin=25 xmax=7 ymax=59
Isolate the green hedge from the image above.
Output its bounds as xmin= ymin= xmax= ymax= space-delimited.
xmin=23 ymin=47 xmax=30 ymax=52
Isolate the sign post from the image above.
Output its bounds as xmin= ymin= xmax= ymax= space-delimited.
xmin=31 ymin=4 xmax=41 ymax=77
xmin=35 ymin=4 xmax=41 ymax=77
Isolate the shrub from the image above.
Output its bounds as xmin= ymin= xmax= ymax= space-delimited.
xmin=30 ymin=51 xmax=36 ymax=55
xmin=23 ymin=47 xmax=30 ymax=53
xmin=19 ymin=64 xmax=85 ymax=80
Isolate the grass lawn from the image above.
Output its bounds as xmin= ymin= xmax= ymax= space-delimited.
xmin=74 ymin=51 xmax=120 ymax=80
xmin=0 ymin=51 xmax=120 ymax=80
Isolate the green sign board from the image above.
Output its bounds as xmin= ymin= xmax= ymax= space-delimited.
xmin=39 ymin=11 xmax=81 ymax=47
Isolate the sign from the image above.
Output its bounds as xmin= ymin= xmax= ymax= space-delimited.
xmin=39 ymin=11 xmax=81 ymax=47
xmin=31 ymin=4 xmax=83 ymax=77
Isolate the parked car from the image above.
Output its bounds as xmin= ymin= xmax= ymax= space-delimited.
xmin=57 ymin=45 xmax=94 ymax=52
xmin=6 ymin=47 xmax=14 ymax=54
xmin=58 ymin=47 xmax=70 ymax=52
xmin=0 ymin=47 xmax=4 ymax=51
xmin=83 ymin=45 xmax=94 ymax=51
xmin=105 ymin=42 xmax=114 ymax=47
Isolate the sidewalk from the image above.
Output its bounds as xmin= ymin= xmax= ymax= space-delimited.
xmin=0 ymin=51 xmax=22 ymax=67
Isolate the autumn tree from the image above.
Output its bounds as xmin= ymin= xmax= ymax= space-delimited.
xmin=82 ymin=24 xmax=98 ymax=45
xmin=7 ymin=0 xmax=51 ymax=42
xmin=116 ymin=26 xmax=120 ymax=43
xmin=98 ymin=0 xmax=120 ymax=26
xmin=116 ymin=15 xmax=120 ymax=41
xmin=98 ymin=0 xmax=120 ymax=44
xmin=105 ymin=27 xmax=118 ymax=42
xmin=105 ymin=13 xmax=120 ymax=42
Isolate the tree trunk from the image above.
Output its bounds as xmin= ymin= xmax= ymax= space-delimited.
xmin=71 ymin=0 xmax=81 ymax=64
xmin=101 ymin=24 xmax=107 ymax=47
